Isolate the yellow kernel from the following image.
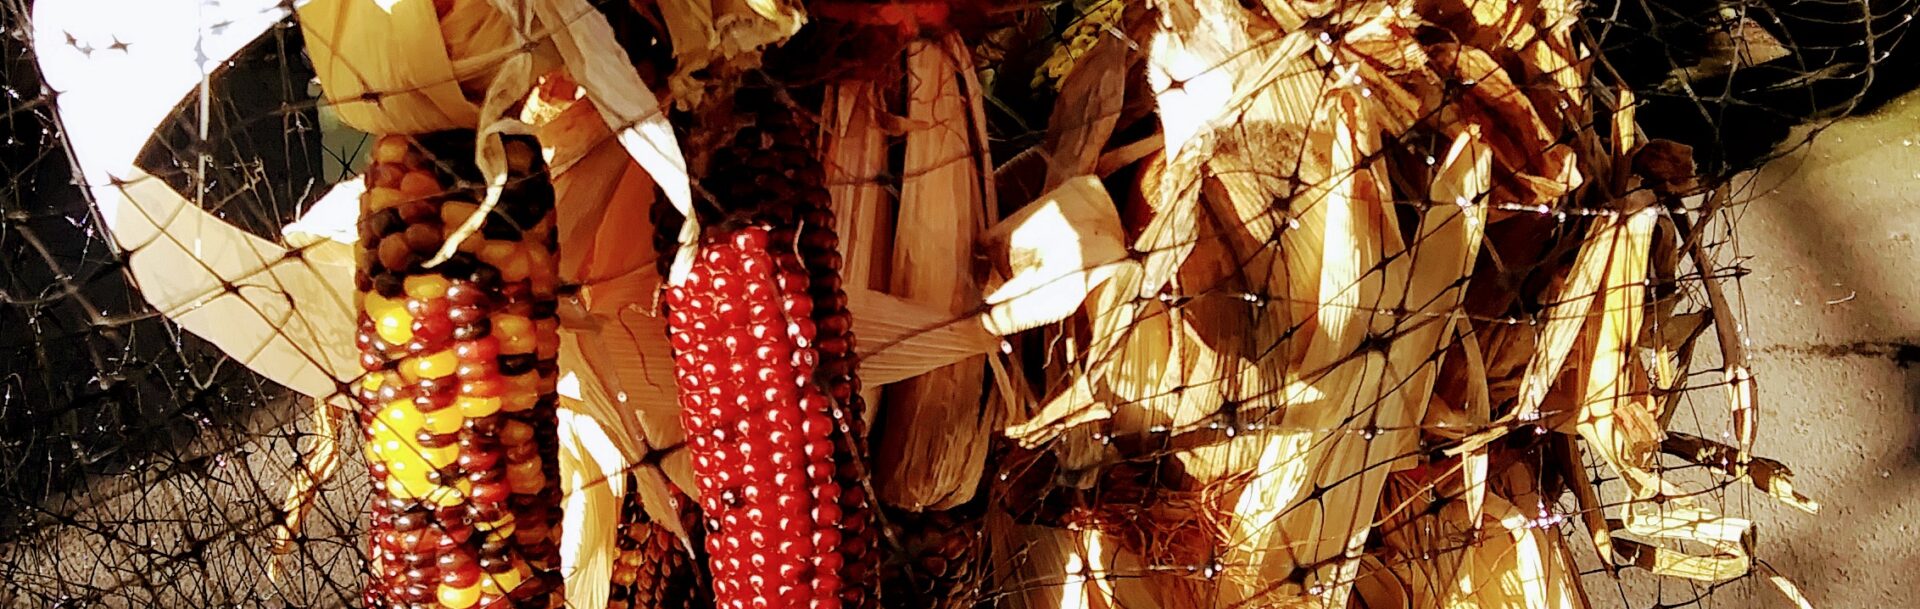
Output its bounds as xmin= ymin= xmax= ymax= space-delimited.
xmin=367 ymin=187 xmax=406 ymax=211
xmin=366 ymin=293 xmax=413 ymax=344
xmin=424 ymin=444 xmax=458 ymax=468
xmin=501 ymin=391 xmax=537 ymax=413
xmin=426 ymin=484 xmax=467 ymax=508
xmin=611 ymin=566 xmax=638 ymax=587
xmin=441 ymin=202 xmax=478 ymax=227
xmin=384 ymin=457 xmax=437 ymax=500
xmin=484 ymin=520 xmax=518 ymax=544
xmin=438 ymin=584 xmax=482 ymax=609
xmin=359 ymin=373 xmax=384 ymax=393
xmin=456 ymin=396 xmax=502 ymax=418
xmin=411 ymin=350 xmax=459 ymax=379
xmin=422 ymin=409 xmax=465 ymax=435
xmin=477 ymin=512 xmax=516 ymax=532
xmin=493 ymin=314 xmax=534 ymax=354
xmin=373 ymin=137 xmax=410 ymax=164
xmin=498 ymin=250 xmax=531 ymax=282
xmin=377 ymin=312 xmax=413 ymax=345
xmin=403 ymin=275 xmax=450 ymax=301
xmin=477 ymin=241 xmax=516 ymax=267
xmin=377 ymin=401 xmax=424 ymax=438
xmin=399 ymin=171 xmax=441 ymax=198
xmin=500 ymin=420 xmax=534 ymax=446
xmin=480 ymin=561 xmax=528 ymax=595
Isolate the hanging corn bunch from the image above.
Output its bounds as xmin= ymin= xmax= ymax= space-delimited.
xmin=29 ymin=0 xmax=1829 ymax=607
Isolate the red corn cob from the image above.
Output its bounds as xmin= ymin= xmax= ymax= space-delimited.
xmin=664 ymin=89 xmax=878 ymax=609
xmin=353 ymin=132 xmax=564 ymax=609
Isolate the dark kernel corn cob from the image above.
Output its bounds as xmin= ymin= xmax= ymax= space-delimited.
xmin=608 ymin=480 xmax=704 ymax=609
xmin=353 ymin=132 xmax=564 ymax=609
xmin=665 ymin=89 xmax=878 ymax=609
xmin=882 ymin=509 xmax=983 ymax=609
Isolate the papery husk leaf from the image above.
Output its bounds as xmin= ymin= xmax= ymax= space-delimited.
xmin=1661 ymin=432 xmax=1819 ymax=513
xmin=1569 ymin=207 xmax=1663 ymax=496
xmin=296 ymin=0 xmax=510 ymax=135
xmin=852 ymin=288 xmax=1001 ymax=387
xmin=656 ymin=0 xmax=805 ymax=110
xmin=556 ymin=396 xmax=632 ymax=609
xmin=1044 ymin=33 xmax=1129 ymax=191
xmin=530 ymin=0 xmax=698 ymax=284
xmin=822 ymin=79 xmax=893 ymax=425
xmin=1514 ymin=209 xmax=1638 ymax=422
xmin=982 ymin=177 xmax=1133 ymax=336
xmin=874 ymin=34 xmax=997 ymax=509
xmin=1137 ymin=0 xmax=1318 ymax=296
xmin=1426 ymin=43 xmax=1580 ymax=207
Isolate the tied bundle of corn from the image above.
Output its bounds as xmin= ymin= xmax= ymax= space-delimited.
xmin=44 ymin=0 xmax=1825 ymax=607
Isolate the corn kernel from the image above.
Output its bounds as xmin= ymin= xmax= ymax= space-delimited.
xmin=456 ymin=396 xmax=502 ymax=418
xmin=441 ymin=201 xmax=478 ymax=227
xmin=399 ymin=171 xmax=441 ymax=198
xmin=404 ymin=275 xmax=451 ymax=301
xmin=477 ymin=512 xmax=516 ymax=532
xmin=498 ymin=250 xmax=532 ymax=282
xmin=373 ymin=137 xmax=410 ymax=163
xmin=377 ymin=312 xmax=413 ymax=346
xmin=477 ymin=241 xmax=516 ymax=268
xmin=422 ymin=409 xmax=465 ymax=435
xmin=424 ymin=444 xmax=459 ymax=468
xmin=494 ymin=314 xmax=535 ymax=354
xmin=426 ymin=484 xmax=467 ymax=508
xmin=412 ymin=350 xmax=459 ymax=379
xmin=368 ymin=187 xmax=406 ymax=211
xmin=378 ymin=401 xmax=424 ymax=438
xmin=438 ymin=583 xmax=482 ymax=609
xmin=502 ymin=390 xmax=538 ymax=413
xmin=480 ymin=561 xmax=528 ymax=595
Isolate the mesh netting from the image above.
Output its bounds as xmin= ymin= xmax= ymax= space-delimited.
xmin=0 ymin=0 xmax=1910 ymax=607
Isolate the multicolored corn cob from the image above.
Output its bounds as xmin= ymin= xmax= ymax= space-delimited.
xmin=664 ymin=88 xmax=879 ymax=609
xmin=353 ymin=132 xmax=564 ymax=609
xmin=608 ymin=479 xmax=705 ymax=609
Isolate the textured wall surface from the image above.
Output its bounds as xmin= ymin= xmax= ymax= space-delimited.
xmin=1590 ymin=95 xmax=1920 ymax=608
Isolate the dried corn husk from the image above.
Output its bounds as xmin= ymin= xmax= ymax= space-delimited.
xmin=655 ymin=0 xmax=806 ymax=110
xmin=873 ymin=34 xmax=998 ymax=509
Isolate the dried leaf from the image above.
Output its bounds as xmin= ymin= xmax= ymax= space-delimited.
xmin=845 ymin=288 xmax=998 ymax=386
xmin=982 ymin=177 xmax=1133 ymax=336
xmin=532 ymin=0 xmax=698 ymax=283
xmin=877 ymin=35 xmax=997 ymax=509
xmin=1044 ymin=33 xmax=1128 ymax=190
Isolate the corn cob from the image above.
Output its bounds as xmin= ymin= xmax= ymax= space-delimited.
xmin=664 ymin=88 xmax=879 ymax=609
xmin=353 ymin=132 xmax=564 ymax=609
xmin=608 ymin=479 xmax=705 ymax=609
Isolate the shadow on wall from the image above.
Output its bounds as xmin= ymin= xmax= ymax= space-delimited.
xmin=1588 ymin=0 xmax=1920 ymax=175
xmin=1736 ymin=139 xmax=1920 ymax=604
